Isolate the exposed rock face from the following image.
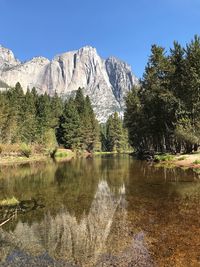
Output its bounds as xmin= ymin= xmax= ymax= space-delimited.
xmin=0 ymin=45 xmax=138 ymax=121
xmin=105 ymin=56 xmax=138 ymax=105
xmin=0 ymin=45 xmax=20 ymax=71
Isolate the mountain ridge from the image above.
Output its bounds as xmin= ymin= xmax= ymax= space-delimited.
xmin=0 ymin=45 xmax=138 ymax=121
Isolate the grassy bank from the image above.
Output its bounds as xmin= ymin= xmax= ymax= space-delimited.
xmin=53 ymin=149 xmax=77 ymax=162
xmin=0 ymin=144 xmax=93 ymax=166
xmin=0 ymin=155 xmax=48 ymax=166
xmin=0 ymin=143 xmax=49 ymax=165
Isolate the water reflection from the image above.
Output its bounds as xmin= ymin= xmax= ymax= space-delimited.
xmin=0 ymin=157 xmax=129 ymax=266
xmin=0 ymin=155 xmax=200 ymax=266
xmin=0 ymin=180 xmax=126 ymax=266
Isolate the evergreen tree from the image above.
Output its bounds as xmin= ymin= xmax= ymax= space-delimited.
xmin=81 ymin=95 xmax=100 ymax=151
xmin=50 ymin=92 xmax=63 ymax=128
xmin=20 ymin=89 xmax=37 ymax=143
xmin=100 ymin=123 xmax=108 ymax=151
xmin=174 ymin=36 xmax=200 ymax=152
xmin=5 ymin=83 xmax=25 ymax=143
xmin=74 ymin=87 xmax=85 ymax=114
xmin=36 ymin=93 xmax=52 ymax=143
xmin=0 ymin=92 xmax=9 ymax=143
xmin=106 ymin=112 xmax=127 ymax=152
xmin=124 ymin=86 xmax=146 ymax=150
xmin=142 ymin=45 xmax=178 ymax=152
xmin=58 ymin=98 xmax=81 ymax=149
xmin=125 ymin=36 xmax=200 ymax=154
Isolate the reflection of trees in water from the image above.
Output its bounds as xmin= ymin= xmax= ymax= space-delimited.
xmin=54 ymin=159 xmax=100 ymax=220
xmin=100 ymin=155 xmax=130 ymax=191
xmin=0 ymin=162 xmax=57 ymax=201
xmin=126 ymin=159 xmax=200 ymax=199
xmin=1 ymin=156 xmax=199 ymax=266
xmin=0 ymin=181 xmax=126 ymax=267
xmin=0 ymin=156 xmax=129 ymax=225
xmin=128 ymin=159 xmax=199 ymax=183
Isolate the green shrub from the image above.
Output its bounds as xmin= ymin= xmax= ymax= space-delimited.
xmin=193 ymin=159 xmax=200 ymax=165
xmin=20 ymin=143 xmax=32 ymax=158
xmin=43 ymin=129 xmax=58 ymax=155
xmin=178 ymin=156 xmax=187 ymax=161
xmin=155 ymin=154 xmax=175 ymax=162
xmin=55 ymin=151 xmax=68 ymax=158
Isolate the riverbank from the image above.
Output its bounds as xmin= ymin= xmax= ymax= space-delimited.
xmin=1 ymin=148 xmax=199 ymax=170
xmin=0 ymin=155 xmax=48 ymax=166
xmin=174 ymin=153 xmax=200 ymax=168
xmin=0 ymin=148 xmax=92 ymax=166
xmin=155 ymin=152 xmax=200 ymax=169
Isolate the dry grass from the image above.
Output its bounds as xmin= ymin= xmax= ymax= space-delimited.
xmin=0 ymin=197 xmax=19 ymax=206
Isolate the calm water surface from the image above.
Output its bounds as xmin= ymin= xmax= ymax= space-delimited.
xmin=0 ymin=155 xmax=200 ymax=267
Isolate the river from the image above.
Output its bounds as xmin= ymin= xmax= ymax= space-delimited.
xmin=0 ymin=155 xmax=200 ymax=266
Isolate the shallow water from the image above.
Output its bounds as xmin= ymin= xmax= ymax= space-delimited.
xmin=0 ymin=155 xmax=200 ymax=266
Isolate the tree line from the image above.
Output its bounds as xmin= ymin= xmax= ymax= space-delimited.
xmin=124 ymin=35 xmax=200 ymax=154
xmin=0 ymin=84 xmax=129 ymax=154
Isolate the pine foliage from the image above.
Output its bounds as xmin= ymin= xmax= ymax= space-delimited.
xmin=124 ymin=36 xmax=200 ymax=154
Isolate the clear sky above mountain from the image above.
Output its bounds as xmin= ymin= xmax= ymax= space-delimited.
xmin=0 ymin=0 xmax=200 ymax=77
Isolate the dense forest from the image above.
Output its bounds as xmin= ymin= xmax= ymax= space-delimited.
xmin=0 ymin=84 xmax=129 ymax=156
xmin=125 ymin=35 xmax=200 ymax=154
xmin=3 ymin=36 xmax=200 ymax=157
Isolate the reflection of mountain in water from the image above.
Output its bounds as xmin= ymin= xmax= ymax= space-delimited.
xmin=0 ymin=181 xmax=126 ymax=266
xmin=1 ymin=156 xmax=200 ymax=266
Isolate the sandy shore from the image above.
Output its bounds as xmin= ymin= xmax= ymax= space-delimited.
xmin=173 ymin=153 xmax=200 ymax=169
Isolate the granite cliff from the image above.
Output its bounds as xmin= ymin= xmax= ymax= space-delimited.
xmin=0 ymin=45 xmax=138 ymax=121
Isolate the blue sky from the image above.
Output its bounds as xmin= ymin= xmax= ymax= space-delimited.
xmin=0 ymin=0 xmax=200 ymax=77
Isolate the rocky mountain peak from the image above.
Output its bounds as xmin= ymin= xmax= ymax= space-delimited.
xmin=0 ymin=45 xmax=20 ymax=71
xmin=79 ymin=45 xmax=97 ymax=53
xmin=105 ymin=56 xmax=138 ymax=104
xmin=106 ymin=56 xmax=132 ymax=71
xmin=0 ymin=45 xmax=138 ymax=121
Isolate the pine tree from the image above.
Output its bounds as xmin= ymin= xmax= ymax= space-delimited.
xmin=4 ymin=83 xmax=25 ymax=143
xmin=50 ymin=92 xmax=63 ymax=128
xmin=106 ymin=112 xmax=126 ymax=152
xmin=81 ymin=95 xmax=100 ymax=151
xmin=74 ymin=87 xmax=85 ymax=114
xmin=125 ymin=37 xmax=200 ymax=154
xmin=36 ymin=92 xmax=52 ymax=143
xmin=174 ymin=36 xmax=200 ymax=152
xmin=58 ymin=98 xmax=81 ymax=149
xmin=0 ymin=92 xmax=9 ymax=143
xmin=124 ymin=86 xmax=145 ymax=150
